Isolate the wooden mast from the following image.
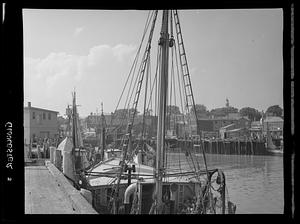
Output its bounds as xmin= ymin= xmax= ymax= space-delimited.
xmin=155 ymin=10 xmax=169 ymax=213
xmin=72 ymin=91 xmax=83 ymax=171
xmin=100 ymin=102 xmax=106 ymax=160
xmin=72 ymin=91 xmax=78 ymax=148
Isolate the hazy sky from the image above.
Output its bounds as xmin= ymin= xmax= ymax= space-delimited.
xmin=23 ymin=9 xmax=283 ymax=117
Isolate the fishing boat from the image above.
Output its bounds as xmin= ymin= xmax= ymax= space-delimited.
xmin=79 ymin=10 xmax=236 ymax=214
xmin=54 ymin=91 xmax=92 ymax=186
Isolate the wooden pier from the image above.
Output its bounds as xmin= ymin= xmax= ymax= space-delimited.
xmin=102 ymin=138 xmax=270 ymax=156
xmin=25 ymin=160 xmax=97 ymax=214
xmin=174 ymin=139 xmax=269 ymax=155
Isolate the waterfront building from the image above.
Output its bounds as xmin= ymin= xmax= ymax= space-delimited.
xmin=262 ymin=116 xmax=283 ymax=139
xmin=84 ymin=112 xmax=156 ymax=141
xmin=219 ymin=123 xmax=236 ymax=139
xmin=24 ymin=102 xmax=59 ymax=145
xmin=198 ymin=117 xmax=250 ymax=132
xmin=197 ymin=116 xmax=250 ymax=139
xmin=86 ymin=112 xmax=113 ymax=129
xmin=249 ymin=121 xmax=263 ymax=140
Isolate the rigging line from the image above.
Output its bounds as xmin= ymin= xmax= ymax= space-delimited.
xmin=194 ymin=144 xmax=202 ymax=172
xmin=154 ymin=45 xmax=161 ymax=117
xmin=114 ymin=53 xmax=141 ymax=132
xmin=168 ymin=51 xmax=173 ymax=132
xmin=172 ymin=39 xmax=185 ymax=175
xmin=109 ymin=36 xmax=152 ymax=136
xmin=138 ymin=45 xmax=159 ymax=141
xmin=113 ymin=10 xmax=153 ymax=113
xmin=125 ymin=40 xmax=149 ymax=111
xmin=110 ymin=12 xmax=153 ymax=132
xmin=173 ymin=31 xmax=186 ymax=128
xmin=145 ymin=59 xmax=153 ymax=138
xmin=173 ymin=13 xmax=192 ymax=136
xmin=192 ymin=147 xmax=201 ymax=171
xmin=174 ymin=10 xmax=199 ymax=122
xmin=188 ymin=139 xmax=201 ymax=173
xmin=168 ymin=9 xmax=175 ymax=135
xmin=172 ymin=18 xmax=187 ymax=128
xmin=171 ymin=35 xmax=178 ymax=133
xmin=174 ymin=11 xmax=210 ymax=177
xmin=172 ymin=11 xmax=201 ymax=181
xmin=143 ymin=54 xmax=154 ymax=140
xmin=141 ymin=56 xmax=151 ymax=140
xmin=125 ymin=58 xmax=144 ymax=113
xmin=108 ymin=12 xmax=154 ymax=136
xmin=145 ymin=44 xmax=160 ymax=116
xmin=113 ymin=11 xmax=159 ymax=209
xmin=149 ymin=63 xmax=153 ymax=117
xmin=125 ymin=10 xmax=158 ymax=127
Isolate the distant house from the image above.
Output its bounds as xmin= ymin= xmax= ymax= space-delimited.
xmin=248 ymin=121 xmax=263 ymax=140
xmin=197 ymin=116 xmax=250 ymax=139
xmin=197 ymin=117 xmax=250 ymax=132
xmin=224 ymin=128 xmax=248 ymax=140
xmin=219 ymin=123 xmax=236 ymax=139
xmin=24 ymin=102 xmax=59 ymax=144
xmin=262 ymin=116 xmax=283 ymax=139
xmin=251 ymin=121 xmax=262 ymax=129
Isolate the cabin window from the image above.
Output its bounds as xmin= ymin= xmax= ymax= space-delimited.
xmin=48 ymin=113 xmax=51 ymax=120
xmin=43 ymin=113 xmax=46 ymax=120
xmin=32 ymin=112 xmax=35 ymax=119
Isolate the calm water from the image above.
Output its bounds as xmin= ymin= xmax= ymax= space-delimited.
xmin=167 ymin=153 xmax=284 ymax=214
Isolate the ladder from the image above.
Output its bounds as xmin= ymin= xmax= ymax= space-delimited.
xmin=173 ymin=10 xmax=210 ymax=182
xmin=173 ymin=10 xmax=199 ymax=127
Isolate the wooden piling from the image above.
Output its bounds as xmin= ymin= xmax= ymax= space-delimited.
xmin=54 ymin=149 xmax=62 ymax=171
xmin=50 ymin=146 xmax=56 ymax=163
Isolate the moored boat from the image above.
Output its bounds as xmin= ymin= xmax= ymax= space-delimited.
xmin=78 ymin=10 xmax=236 ymax=214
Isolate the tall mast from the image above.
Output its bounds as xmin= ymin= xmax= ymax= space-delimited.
xmin=155 ymin=10 xmax=169 ymax=212
xmin=72 ymin=91 xmax=78 ymax=148
xmin=100 ymin=102 xmax=106 ymax=159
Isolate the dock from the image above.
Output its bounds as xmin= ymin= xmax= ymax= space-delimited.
xmin=171 ymin=139 xmax=269 ymax=155
xmin=25 ymin=160 xmax=97 ymax=214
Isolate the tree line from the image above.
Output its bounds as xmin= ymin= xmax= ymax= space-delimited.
xmin=57 ymin=104 xmax=283 ymax=125
xmin=109 ymin=104 xmax=283 ymax=122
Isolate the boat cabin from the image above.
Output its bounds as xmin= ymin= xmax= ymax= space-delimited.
xmin=104 ymin=149 xmax=122 ymax=160
xmin=85 ymin=157 xmax=210 ymax=214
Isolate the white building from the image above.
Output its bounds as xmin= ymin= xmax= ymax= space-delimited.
xmin=24 ymin=102 xmax=59 ymax=144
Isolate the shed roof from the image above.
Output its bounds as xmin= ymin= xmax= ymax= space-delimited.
xmin=226 ymin=128 xmax=243 ymax=133
xmin=264 ymin=116 xmax=283 ymax=122
xmin=220 ymin=123 xmax=235 ymax=130
xmin=24 ymin=106 xmax=59 ymax=114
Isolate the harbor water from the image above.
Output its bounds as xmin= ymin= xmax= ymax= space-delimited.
xmin=167 ymin=153 xmax=284 ymax=214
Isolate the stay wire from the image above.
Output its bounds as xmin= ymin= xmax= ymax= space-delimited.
xmin=109 ymin=11 xmax=154 ymax=134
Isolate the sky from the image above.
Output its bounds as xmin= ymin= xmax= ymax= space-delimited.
xmin=23 ymin=9 xmax=283 ymax=117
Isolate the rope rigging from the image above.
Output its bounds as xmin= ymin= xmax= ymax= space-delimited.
xmin=93 ymin=10 xmax=230 ymax=214
xmin=110 ymin=10 xmax=159 ymax=214
xmin=108 ymin=11 xmax=155 ymax=136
